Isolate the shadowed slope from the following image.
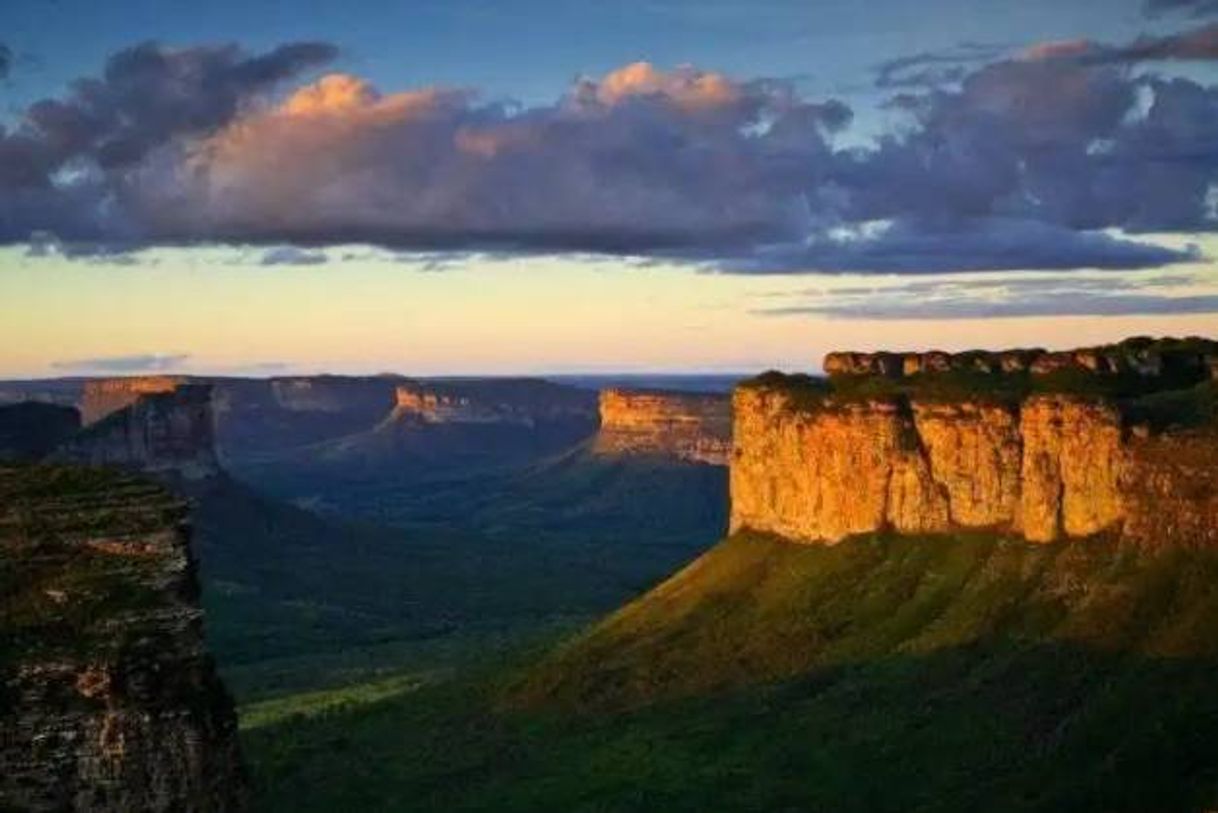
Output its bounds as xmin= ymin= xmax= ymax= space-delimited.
xmin=244 ymin=531 xmax=1218 ymax=813
xmin=515 ymin=532 xmax=1218 ymax=711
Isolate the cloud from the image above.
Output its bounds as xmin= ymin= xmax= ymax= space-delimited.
xmin=723 ymin=219 xmax=1196 ymax=274
xmin=0 ymin=43 xmax=11 ymax=80
xmin=1032 ymin=23 xmax=1218 ymax=64
xmin=260 ymin=245 xmax=328 ymax=266
xmin=3 ymin=32 xmax=1218 ymax=274
xmin=757 ymin=273 xmax=1218 ymax=320
xmin=1 ymin=40 xmax=337 ymax=241
xmin=51 ymin=353 xmax=191 ymax=372
xmin=874 ymin=43 xmax=1008 ymax=90
xmin=1145 ymin=0 xmax=1218 ymax=18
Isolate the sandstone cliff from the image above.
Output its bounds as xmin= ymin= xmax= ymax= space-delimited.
xmin=79 ymin=376 xmax=189 ymax=425
xmin=0 ymin=465 xmax=245 ymax=811
xmin=388 ymin=380 xmax=597 ymax=427
xmin=593 ymin=389 xmax=732 ymax=465
xmin=53 ymin=385 xmax=219 ymax=480
xmin=733 ymin=339 xmax=1218 ymax=546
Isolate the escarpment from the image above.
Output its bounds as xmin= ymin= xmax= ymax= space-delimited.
xmin=53 ymin=385 xmax=219 ymax=480
xmin=733 ymin=338 xmax=1218 ymax=546
xmin=0 ymin=465 xmax=245 ymax=811
xmin=593 ymin=389 xmax=731 ymax=465
xmin=388 ymin=380 xmax=597 ymax=427
xmin=79 ymin=376 xmax=189 ymax=425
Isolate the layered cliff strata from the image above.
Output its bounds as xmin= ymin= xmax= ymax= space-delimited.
xmin=823 ymin=337 xmax=1218 ymax=382
xmin=593 ymin=389 xmax=732 ymax=465
xmin=733 ymin=345 xmax=1217 ymax=546
xmin=388 ymin=380 xmax=597 ymax=427
xmin=79 ymin=376 xmax=189 ymax=425
xmin=0 ymin=465 xmax=245 ymax=811
xmin=53 ymin=385 xmax=219 ymax=480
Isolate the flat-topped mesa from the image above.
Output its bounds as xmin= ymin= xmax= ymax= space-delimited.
xmin=823 ymin=337 xmax=1218 ymax=382
xmin=53 ymin=385 xmax=219 ymax=480
xmin=269 ymin=376 xmax=398 ymax=413
xmin=389 ymin=380 xmax=597 ymax=427
xmin=733 ymin=338 xmax=1218 ymax=548
xmin=0 ymin=465 xmax=245 ymax=811
xmin=79 ymin=376 xmax=189 ymax=425
xmin=593 ymin=389 xmax=732 ymax=465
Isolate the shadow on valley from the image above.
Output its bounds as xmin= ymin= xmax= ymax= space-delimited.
xmin=241 ymin=532 xmax=1218 ymax=812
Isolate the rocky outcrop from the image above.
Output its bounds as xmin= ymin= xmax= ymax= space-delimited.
xmin=592 ymin=389 xmax=731 ymax=465
xmin=733 ymin=346 xmax=1218 ymax=546
xmin=823 ymin=338 xmax=1218 ymax=382
xmin=79 ymin=376 xmax=188 ymax=425
xmin=0 ymin=465 xmax=245 ymax=811
xmin=0 ymin=402 xmax=81 ymax=461
xmin=53 ymin=385 xmax=219 ymax=480
xmin=268 ymin=377 xmax=398 ymax=413
xmin=389 ymin=380 xmax=597 ymax=427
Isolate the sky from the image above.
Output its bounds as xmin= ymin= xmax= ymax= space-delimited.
xmin=2 ymin=0 xmax=1218 ymax=376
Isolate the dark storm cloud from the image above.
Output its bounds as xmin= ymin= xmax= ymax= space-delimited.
xmin=51 ymin=353 xmax=191 ymax=372
xmin=2 ymin=29 xmax=1218 ymax=274
xmin=260 ymin=246 xmax=328 ymax=266
xmin=758 ymin=274 xmax=1218 ymax=320
xmin=0 ymin=40 xmax=337 ymax=241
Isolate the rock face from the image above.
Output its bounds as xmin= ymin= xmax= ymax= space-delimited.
xmin=0 ymin=402 xmax=81 ymax=461
xmin=823 ymin=338 xmax=1218 ymax=383
xmin=53 ymin=385 xmax=219 ymax=480
xmin=732 ymin=347 xmax=1218 ymax=546
xmin=0 ymin=465 xmax=245 ymax=811
xmin=593 ymin=389 xmax=732 ymax=465
xmin=268 ymin=377 xmax=398 ymax=413
xmin=389 ymin=380 xmax=597 ymax=427
xmin=79 ymin=377 xmax=188 ymax=426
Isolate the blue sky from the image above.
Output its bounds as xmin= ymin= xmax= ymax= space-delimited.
xmin=2 ymin=0 xmax=1218 ymax=376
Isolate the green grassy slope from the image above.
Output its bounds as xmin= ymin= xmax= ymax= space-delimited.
xmin=244 ymin=531 xmax=1218 ymax=812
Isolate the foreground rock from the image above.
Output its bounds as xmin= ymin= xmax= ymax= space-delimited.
xmin=592 ymin=388 xmax=731 ymax=465
xmin=0 ymin=465 xmax=245 ymax=811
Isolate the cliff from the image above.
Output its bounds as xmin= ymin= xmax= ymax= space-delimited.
xmin=268 ymin=376 xmax=398 ymax=413
xmin=732 ymin=339 xmax=1218 ymax=546
xmin=823 ymin=337 xmax=1218 ymax=383
xmin=53 ymin=385 xmax=219 ymax=480
xmin=592 ymin=389 xmax=731 ymax=465
xmin=388 ymin=380 xmax=597 ymax=427
xmin=79 ymin=376 xmax=189 ymax=426
xmin=0 ymin=464 xmax=245 ymax=811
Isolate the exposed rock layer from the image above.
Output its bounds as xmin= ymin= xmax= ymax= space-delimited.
xmin=0 ymin=465 xmax=245 ymax=811
xmin=389 ymin=380 xmax=597 ymax=426
xmin=823 ymin=339 xmax=1218 ymax=381
xmin=593 ymin=389 xmax=731 ymax=465
xmin=53 ymin=385 xmax=219 ymax=480
xmin=79 ymin=376 xmax=188 ymax=425
xmin=731 ymin=381 xmax=1216 ymax=546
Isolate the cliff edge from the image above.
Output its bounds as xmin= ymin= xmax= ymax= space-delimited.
xmin=0 ymin=465 xmax=245 ymax=811
xmin=732 ymin=338 xmax=1218 ymax=546
xmin=592 ymin=389 xmax=731 ymax=465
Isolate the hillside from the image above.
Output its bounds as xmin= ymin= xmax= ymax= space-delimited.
xmin=246 ymin=531 xmax=1218 ymax=812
